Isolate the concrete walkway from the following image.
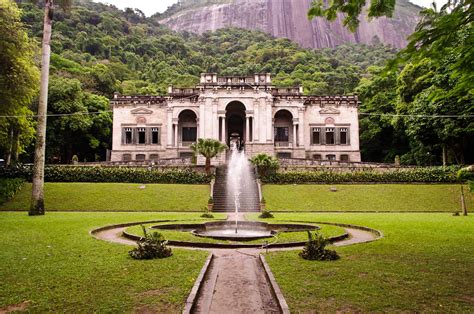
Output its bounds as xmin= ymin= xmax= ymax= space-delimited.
xmin=193 ymin=249 xmax=279 ymax=313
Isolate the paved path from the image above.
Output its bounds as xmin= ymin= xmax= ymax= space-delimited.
xmin=92 ymin=219 xmax=379 ymax=313
xmin=193 ymin=249 xmax=279 ymax=313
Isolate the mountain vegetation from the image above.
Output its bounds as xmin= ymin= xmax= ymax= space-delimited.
xmin=357 ymin=0 xmax=473 ymax=164
xmin=0 ymin=0 xmax=471 ymax=166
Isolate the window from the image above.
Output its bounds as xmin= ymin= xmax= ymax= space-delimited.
xmin=124 ymin=128 xmax=133 ymax=144
xmin=151 ymin=128 xmax=160 ymax=145
xmin=340 ymin=154 xmax=349 ymax=162
xmin=274 ymin=127 xmax=289 ymax=142
xmin=325 ymin=128 xmax=335 ymax=145
xmin=179 ymin=152 xmax=193 ymax=158
xmin=149 ymin=154 xmax=159 ymax=160
xmin=339 ymin=128 xmax=348 ymax=145
xmin=182 ymin=127 xmax=197 ymax=142
xmin=311 ymin=128 xmax=321 ymax=145
xmin=277 ymin=152 xmax=292 ymax=159
xmin=326 ymin=154 xmax=336 ymax=161
xmin=137 ymin=128 xmax=146 ymax=144
xmin=313 ymin=154 xmax=322 ymax=160
xmin=122 ymin=154 xmax=132 ymax=161
xmin=136 ymin=154 xmax=146 ymax=161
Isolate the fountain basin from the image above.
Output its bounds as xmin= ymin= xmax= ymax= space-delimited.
xmin=150 ymin=221 xmax=319 ymax=241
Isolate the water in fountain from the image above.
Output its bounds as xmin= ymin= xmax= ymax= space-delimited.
xmin=226 ymin=143 xmax=253 ymax=234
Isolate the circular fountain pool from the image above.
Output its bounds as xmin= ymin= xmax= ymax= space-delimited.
xmin=149 ymin=221 xmax=319 ymax=241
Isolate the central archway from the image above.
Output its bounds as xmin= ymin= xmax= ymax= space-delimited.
xmin=225 ymin=101 xmax=246 ymax=148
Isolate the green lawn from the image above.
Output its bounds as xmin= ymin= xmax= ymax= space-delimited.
xmin=249 ymin=212 xmax=474 ymax=312
xmin=0 ymin=183 xmax=210 ymax=211
xmin=263 ymin=184 xmax=472 ymax=212
xmin=0 ymin=212 xmax=215 ymax=312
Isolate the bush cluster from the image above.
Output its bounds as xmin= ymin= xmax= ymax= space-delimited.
xmin=0 ymin=165 xmax=212 ymax=184
xmin=299 ymin=231 xmax=340 ymax=261
xmin=129 ymin=226 xmax=172 ymax=260
xmin=258 ymin=210 xmax=274 ymax=219
xmin=0 ymin=178 xmax=25 ymax=205
xmin=262 ymin=167 xmax=460 ymax=184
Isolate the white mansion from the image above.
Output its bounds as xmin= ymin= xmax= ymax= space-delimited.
xmin=110 ymin=73 xmax=361 ymax=163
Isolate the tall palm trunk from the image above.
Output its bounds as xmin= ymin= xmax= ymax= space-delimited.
xmin=30 ymin=0 xmax=53 ymax=216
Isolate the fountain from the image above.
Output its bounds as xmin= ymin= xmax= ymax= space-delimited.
xmin=226 ymin=142 xmax=250 ymax=234
xmin=147 ymin=144 xmax=319 ymax=241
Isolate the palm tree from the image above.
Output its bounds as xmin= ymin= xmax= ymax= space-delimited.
xmin=30 ymin=0 xmax=71 ymax=216
xmin=191 ymin=138 xmax=227 ymax=174
xmin=250 ymin=153 xmax=279 ymax=177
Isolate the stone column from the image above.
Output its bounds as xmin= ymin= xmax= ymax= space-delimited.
xmin=199 ymin=102 xmax=205 ymax=138
xmin=293 ymin=123 xmax=298 ymax=147
xmin=174 ymin=123 xmax=178 ymax=147
xmin=220 ymin=116 xmax=226 ymax=142
xmin=253 ymin=101 xmax=259 ymax=142
xmin=246 ymin=116 xmax=250 ymax=142
xmin=167 ymin=109 xmax=173 ymax=147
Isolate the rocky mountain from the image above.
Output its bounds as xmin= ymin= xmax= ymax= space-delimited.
xmin=157 ymin=0 xmax=421 ymax=49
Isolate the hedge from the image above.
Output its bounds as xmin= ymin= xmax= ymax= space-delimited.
xmin=0 ymin=178 xmax=25 ymax=205
xmin=0 ymin=165 xmax=212 ymax=184
xmin=261 ymin=167 xmax=460 ymax=184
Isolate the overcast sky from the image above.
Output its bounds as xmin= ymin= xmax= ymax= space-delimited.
xmin=94 ymin=0 xmax=447 ymax=17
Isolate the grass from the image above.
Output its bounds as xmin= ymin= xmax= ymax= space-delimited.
xmin=0 ymin=183 xmax=210 ymax=211
xmin=263 ymin=184 xmax=473 ymax=212
xmin=125 ymin=221 xmax=346 ymax=245
xmin=0 ymin=212 xmax=219 ymax=312
xmin=249 ymin=212 xmax=474 ymax=312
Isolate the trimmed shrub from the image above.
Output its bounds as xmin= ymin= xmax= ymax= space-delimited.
xmin=299 ymin=231 xmax=340 ymax=261
xmin=258 ymin=210 xmax=274 ymax=219
xmin=129 ymin=226 xmax=172 ymax=260
xmin=262 ymin=167 xmax=460 ymax=184
xmin=0 ymin=178 xmax=24 ymax=205
xmin=0 ymin=165 xmax=212 ymax=184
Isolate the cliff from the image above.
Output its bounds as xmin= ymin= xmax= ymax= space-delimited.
xmin=158 ymin=0 xmax=421 ymax=49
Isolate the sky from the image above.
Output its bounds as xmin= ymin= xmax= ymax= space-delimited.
xmin=94 ymin=0 xmax=448 ymax=17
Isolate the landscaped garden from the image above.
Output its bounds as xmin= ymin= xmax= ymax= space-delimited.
xmin=250 ymin=212 xmax=474 ymax=312
xmin=1 ymin=180 xmax=472 ymax=312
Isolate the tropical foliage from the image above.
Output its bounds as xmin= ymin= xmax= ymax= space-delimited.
xmin=299 ymin=231 xmax=340 ymax=261
xmin=0 ymin=0 xmax=39 ymax=166
xmin=250 ymin=153 xmax=279 ymax=177
xmin=191 ymin=138 xmax=227 ymax=174
xmin=128 ymin=226 xmax=172 ymax=260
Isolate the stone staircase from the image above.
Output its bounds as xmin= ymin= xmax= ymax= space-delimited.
xmin=212 ymin=166 xmax=260 ymax=212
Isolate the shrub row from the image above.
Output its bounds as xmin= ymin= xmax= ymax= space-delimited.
xmin=261 ymin=167 xmax=460 ymax=183
xmin=0 ymin=178 xmax=25 ymax=205
xmin=0 ymin=165 xmax=212 ymax=184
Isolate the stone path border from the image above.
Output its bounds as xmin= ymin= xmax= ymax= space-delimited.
xmin=91 ymin=220 xmax=382 ymax=249
xmin=183 ymin=253 xmax=214 ymax=314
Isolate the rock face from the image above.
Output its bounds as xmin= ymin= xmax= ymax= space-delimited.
xmin=158 ymin=0 xmax=421 ymax=49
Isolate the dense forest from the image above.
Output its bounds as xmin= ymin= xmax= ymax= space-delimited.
xmin=0 ymin=0 xmax=472 ymax=165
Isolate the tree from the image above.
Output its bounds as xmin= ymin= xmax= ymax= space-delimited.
xmin=30 ymin=0 xmax=71 ymax=216
xmin=308 ymin=0 xmax=397 ymax=31
xmin=0 ymin=0 xmax=39 ymax=166
xmin=190 ymin=138 xmax=227 ymax=174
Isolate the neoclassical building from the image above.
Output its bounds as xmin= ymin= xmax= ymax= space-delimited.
xmin=110 ymin=73 xmax=361 ymax=163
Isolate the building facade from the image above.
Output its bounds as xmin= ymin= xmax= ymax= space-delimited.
xmin=110 ymin=73 xmax=361 ymax=163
